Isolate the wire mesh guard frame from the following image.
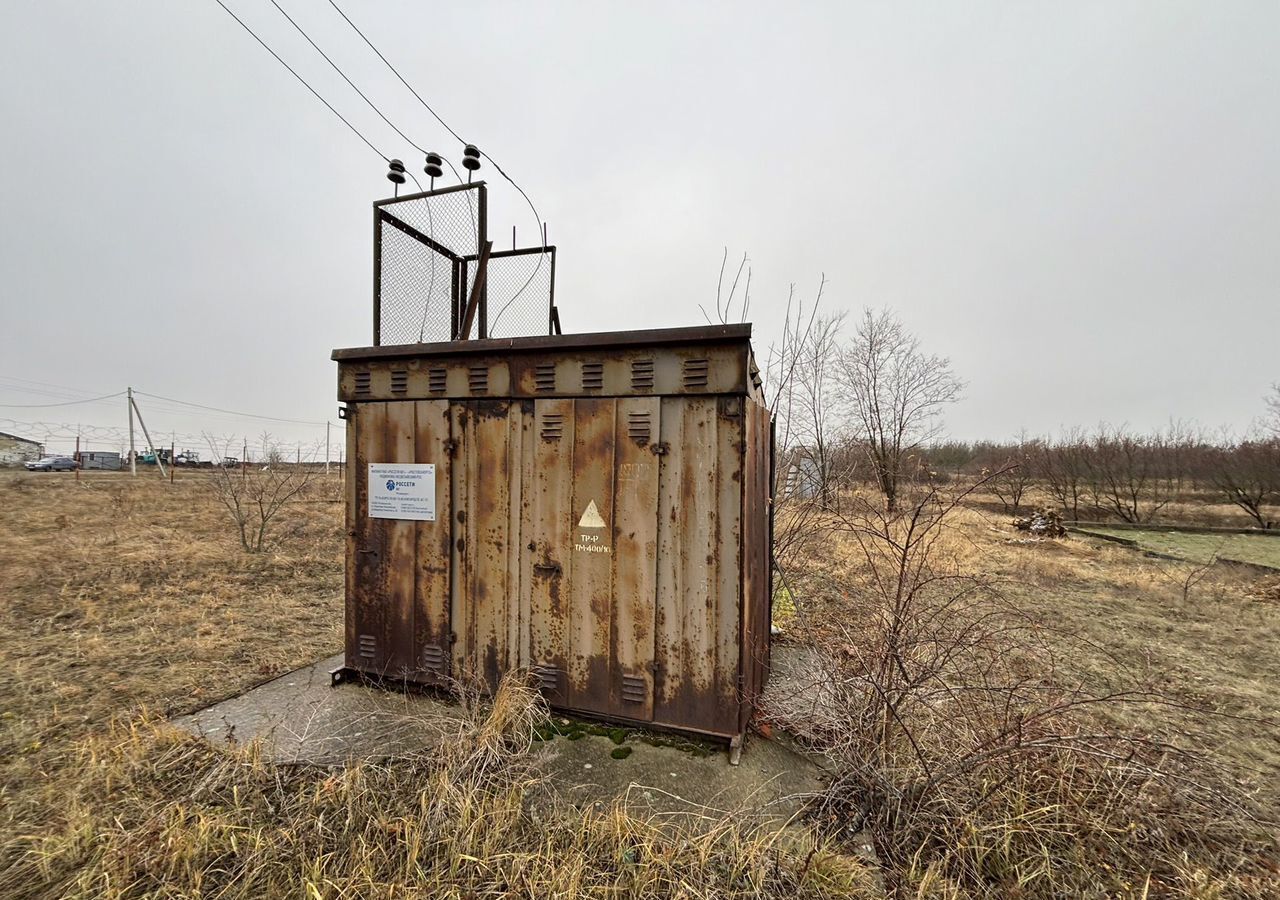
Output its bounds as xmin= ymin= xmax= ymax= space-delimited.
xmin=373 ymin=182 xmax=559 ymax=345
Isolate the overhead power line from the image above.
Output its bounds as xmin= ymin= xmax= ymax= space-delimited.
xmin=0 ymin=390 xmax=125 ymax=408
xmin=325 ymin=0 xmax=546 ymax=252
xmin=211 ymin=0 xmax=389 ymax=161
xmin=267 ymin=0 xmax=425 ymax=156
xmin=132 ymin=390 xmax=330 ymax=426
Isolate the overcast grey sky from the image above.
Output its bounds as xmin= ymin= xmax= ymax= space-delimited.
xmin=1 ymin=1 xmax=1276 ymax=454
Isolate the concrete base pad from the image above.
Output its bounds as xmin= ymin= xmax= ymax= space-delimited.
xmin=175 ymin=651 xmax=826 ymax=817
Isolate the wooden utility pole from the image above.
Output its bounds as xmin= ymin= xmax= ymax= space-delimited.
xmin=74 ymin=431 xmax=80 ymax=483
xmin=127 ymin=387 xmax=136 ymax=476
xmin=325 ymin=421 xmax=330 ymax=476
xmin=169 ymin=435 xmax=176 ymax=484
xmin=129 ymin=394 xmax=166 ymax=478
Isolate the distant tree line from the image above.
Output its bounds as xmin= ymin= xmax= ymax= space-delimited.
xmin=912 ymin=429 xmax=1280 ymax=527
xmin=767 ymin=300 xmax=1279 ymax=529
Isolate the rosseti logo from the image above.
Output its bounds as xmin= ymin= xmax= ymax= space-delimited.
xmin=386 ymin=479 xmax=396 ymax=491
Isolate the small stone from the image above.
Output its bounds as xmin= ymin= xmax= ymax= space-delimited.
xmin=583 ymin=763 xmax=593 ymax=770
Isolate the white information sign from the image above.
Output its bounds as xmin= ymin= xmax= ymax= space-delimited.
xmin=368 ymin=463 xmax=436 ymax=521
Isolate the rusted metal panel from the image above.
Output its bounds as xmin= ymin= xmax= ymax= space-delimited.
xmin=459 ymin=399 xmax=517 ymax=690
xmin=412 ymin=400 xmax=451 ymax=682
xmin=505 ymin=402 xmax=529 ymax=672
xmin=611 ymin=397 xmax=660 ymax=720
xmin=341 ymin=347 xmax=746 ymax=402
xmin=528 ymin=398 xmax=574 ymax=705
xmin=568 ymin=398 xmax=616 ymax=714
xmin=384 ymin=401 xmax=418 ymax=676
xmin=714 ymin=397 xmax=744 ymax=735
xmin=739 ymin=399 xmax=771 ymax=734
xmin=448 ymin=402 xmax=470 ymax=681
xmin=349 ymin=402 xmax=389 ymax=674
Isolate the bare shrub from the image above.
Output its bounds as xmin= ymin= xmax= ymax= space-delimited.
xmin=205 ymin=432 xmax=318 ymax=552
xmin=762 ymin=479 xmax=1274 ymax=896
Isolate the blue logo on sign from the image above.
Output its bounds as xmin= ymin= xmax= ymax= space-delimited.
xmin=385 ymin=479 xmax=396 ymax=491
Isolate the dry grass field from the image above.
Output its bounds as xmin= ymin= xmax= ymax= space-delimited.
xmin=1 ymin=470 xmax=1277 ymax=896
xmin=0 ymin=472 xmax=876 ymax=899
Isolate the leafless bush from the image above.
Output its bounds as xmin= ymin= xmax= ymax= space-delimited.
xmin=762 ymin=478 xmax=1272 ymax=895
xmin=205 ymin=432 xmax=319 ymax=552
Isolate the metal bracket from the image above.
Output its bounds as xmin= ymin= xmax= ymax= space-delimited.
xmin=329 ymin=665 xmax=360 ymax=688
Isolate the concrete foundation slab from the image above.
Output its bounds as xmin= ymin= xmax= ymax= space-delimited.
xmin=174 ymin=650 xmax=828 ymax=817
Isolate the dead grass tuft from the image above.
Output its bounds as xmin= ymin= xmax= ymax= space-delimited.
xmin=6 ymin=675 xmax=876 ymax=899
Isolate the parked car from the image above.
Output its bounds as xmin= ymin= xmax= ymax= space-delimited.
xmin=25 ymin=456 xmax=79 ymax=472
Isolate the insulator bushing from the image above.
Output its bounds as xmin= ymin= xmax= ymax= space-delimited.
xmin=424 ymin=152 xmax=443 ymax=179
xmin=386 ymin=158 xmax=407 ymax=184
xmin=462 ymin=144 xmax=481 ymax=171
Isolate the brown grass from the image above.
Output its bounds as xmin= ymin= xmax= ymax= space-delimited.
xmin=0 ymin=472 xmax=878 ymax=898
xmin=768 ymin=488 xmax=1280 ymax=897
xmin=5 ymin=472 xmax=1279 ymax=897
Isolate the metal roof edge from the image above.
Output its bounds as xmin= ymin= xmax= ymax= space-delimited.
xmin=332 ymin=323 xmax=755 ymax=362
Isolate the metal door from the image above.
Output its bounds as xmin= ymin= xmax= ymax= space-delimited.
xmin=526 ymin=398 xmax=660 ymax=723
xmin=449 ymin=399 xmax=527 ymax=690
xmin=346 ymin=400 xmax=452 ymax=682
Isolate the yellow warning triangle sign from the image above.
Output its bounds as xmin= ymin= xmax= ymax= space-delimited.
xmin=578 ymin=500 xmax=606 ymax=528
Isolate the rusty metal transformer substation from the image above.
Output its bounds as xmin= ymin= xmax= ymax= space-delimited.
xmin=332 ymin=324 xmax=775 ymax=743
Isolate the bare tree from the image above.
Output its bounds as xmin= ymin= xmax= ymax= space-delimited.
xmin=1033 ymin=428 xmax=1091 ymax=520
xmin=789 ymin=312 xmax=848 ymax=509
xmin=1211 ymin=438 xmax=1280 ymax=529
xmin=989 ymin=434 xmax=1037 ymax=515
xmin=1267 ymin=384 xmax=1280 ymax=438
xmin=832 ymin=309 xmax=963 ymax=512
xmin=205 ymin=432 xmax=318 ymax=552
xmin=763 ymin=277 xmax=838 ymax=570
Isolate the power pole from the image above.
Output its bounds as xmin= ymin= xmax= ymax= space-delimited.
xmin=129 ymin=394 xmax=166 ymax=479
xmin=325 ymin=421 xmax=331 ymax=476
xmin=169 ymin=435 xmax=176 ymax=484
xmin=127 ymin=387 xmax=136 ymax=476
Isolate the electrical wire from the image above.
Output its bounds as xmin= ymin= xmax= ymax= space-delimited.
xmin=133 ymin=390 xmax=329 ymax=426
xmin=0 ymin=391 xmax=125 ymax=408
xmin=267 ymin=0 xmax=426 ymax=158
xmin=325 ymin=0 xmax=547 ymax=330
xmin=259 ymin=1 xmax=446 ymax=330
xmin=212 ymin=0 xmax=388 ymax=161
xmin=326 ymin=0 xmax=466 ymax=146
